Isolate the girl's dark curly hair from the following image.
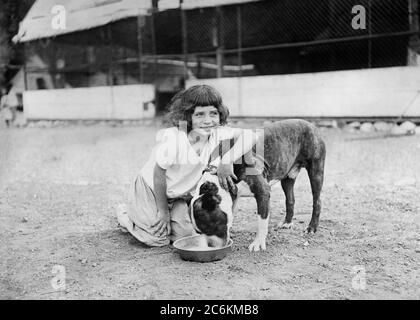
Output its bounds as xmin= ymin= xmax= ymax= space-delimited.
xmin=163 ymin=85 xmax=230 ymax=132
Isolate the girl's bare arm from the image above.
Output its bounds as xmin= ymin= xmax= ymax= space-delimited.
xmin=216 ymin=128 xmax=262 ymax=190
xmin=221 ymin=128 xmax=262 ymax=164
xmin=152 ymin=164 xmax=171 ymax=235
xmin=153 ymin=164 xmax=169 ymax=213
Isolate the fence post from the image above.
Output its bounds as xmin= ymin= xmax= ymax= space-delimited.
xmin=237 ymin=5 xmax=242 ymax=78
xmin=107 ymin=24 xmax=114 ymax=86
xmin=23 ymin=42 xmax=28 ymax=91
xmin=181 ymin=0 xmax=188 ymax=81
xmin=408 ymin=0 xmax=420 ymax=65
xmin=151 ymin=6 xmax=157 ymax=80
xmin=368 ymin=0 xmax=372 ymax=68
xmin=237 ymin=5 xmax=242 ymax=116
xmin=137 ymin=14 xmax=144 ymax=83
xmin=216 ymin=6 xmax=224 ymax=78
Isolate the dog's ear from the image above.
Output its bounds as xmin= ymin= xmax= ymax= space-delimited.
xmin=192 ymin=198 xmax=228 ymax=240
xmin=198 ymin=182 xmax=221 ymax=211
xmin=201 ymin=193 xmax=221 ymax=211
xmin=199 ymin=181 xmax=219 ymax=196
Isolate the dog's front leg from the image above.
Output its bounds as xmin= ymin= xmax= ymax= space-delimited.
xmin=246 ymin=175 xmax=271 ymax=252
xmin=249 ymin=212 xmax=270 ymax=252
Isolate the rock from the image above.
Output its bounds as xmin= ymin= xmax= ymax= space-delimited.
xmin=37 ymin=120 xmax=52 ymax=128
xmin=318 ymin=120 xmax=337 ymax=128
xmin=373 ymin=121 xmax=390 ymax=132
xmin=400 ymin=121 xmax=416 ymax=133
xmin=344 ymin=126 xmax=357 ymax=133
xmin=348 ymin=121 xmax=361 ymax=129
xmin=390 ymin=124 xmax=408 ymax=136
xmin=303 ymin=241 xmax=310 ymax=247
xmin=13 ymin=112 xmax=28 ymax=128
xmin=359 ymin=122 xmax=374 ymax=133
xmin=21 ymin=217 xmax=28 ymax=223
xmin=85 ymin=120 xmax=96 ymax=126
xmin=337 ymin=120 xmax=347 ymax=129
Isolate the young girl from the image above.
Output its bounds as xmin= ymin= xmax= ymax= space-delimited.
xmin=117 ymin=85 xmax=259 ymax=246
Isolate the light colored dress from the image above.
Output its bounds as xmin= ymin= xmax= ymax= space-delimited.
xmin=118 ymin=126 xmax=238 ymax=246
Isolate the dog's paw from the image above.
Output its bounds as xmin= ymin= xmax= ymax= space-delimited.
xmin=305 ymin=225 xmax=317 ymax=234
xmin=278 ymin=221 xmax=293 ymax=229
xmin=248 ymin=237 xmax=267 ymax=252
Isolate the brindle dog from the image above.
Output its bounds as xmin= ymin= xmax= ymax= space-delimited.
xmin=191 ymin=119 xmax=326 ymax=251
xmin=233 ymin=119 xmax=326 ymax=251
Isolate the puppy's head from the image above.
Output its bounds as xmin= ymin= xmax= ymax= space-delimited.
xmin=191 ymin=181 xmax=229 ymax=247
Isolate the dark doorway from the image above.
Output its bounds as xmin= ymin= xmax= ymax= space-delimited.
xmin=156 ymin=91 xmax=178 ymax=115
xmin=36 ymin=78 xmax=47 ymax=89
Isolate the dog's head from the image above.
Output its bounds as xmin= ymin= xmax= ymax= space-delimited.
xmin=190 ymin=175 xmax=233 ymax=247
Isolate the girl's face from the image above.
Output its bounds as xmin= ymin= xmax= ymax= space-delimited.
xmin=191 ymin=106 xmax=220 ymax=135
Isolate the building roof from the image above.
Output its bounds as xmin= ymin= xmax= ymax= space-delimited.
xmin=159 ymin=0 xmax=261 ymax=10
xmin=13 ymin=0 xmax=152 ymax=43
xmin=14 ymin=0 xmax=261 ymax=43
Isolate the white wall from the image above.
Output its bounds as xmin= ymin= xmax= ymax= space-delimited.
xmin=23 ymin=84 xmax=155 ymax=120
xmin=187 ymin=66 xmax=420 ymax=117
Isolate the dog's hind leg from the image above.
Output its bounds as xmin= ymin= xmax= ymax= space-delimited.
xmin=305 ymin=157 xmax=325 ymax=233
xmin=278 ymin=177 xmax=296 ymax=229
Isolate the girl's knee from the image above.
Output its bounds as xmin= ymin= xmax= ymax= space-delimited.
xmin=170 ymin=199 xmax=189 ymax=221
xmin=169 ymin=199 xmax=196 ymax=241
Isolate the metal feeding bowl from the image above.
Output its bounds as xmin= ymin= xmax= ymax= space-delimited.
xmin=173 ymin=235 xmax=233 ymax=263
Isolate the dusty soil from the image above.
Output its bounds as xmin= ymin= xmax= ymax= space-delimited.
xmin=0 ymin=122 xmax=419 ymax=300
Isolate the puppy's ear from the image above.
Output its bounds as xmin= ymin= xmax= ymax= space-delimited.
xmin=199 ymin=181 xmax=219 ymax=196
xmin=201 ymin=194 xmax=221 ymax=211
xmin=198 ymin=182 xmax=221 ymax=211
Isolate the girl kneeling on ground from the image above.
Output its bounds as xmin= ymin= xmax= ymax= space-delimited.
xmin=117 ymin=85 xmax=259 ymax=246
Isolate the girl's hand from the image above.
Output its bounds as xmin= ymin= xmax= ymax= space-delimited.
xmin=152 ymin=210 xmax=171 ymax=237
xmin=217 ymin=163 xmax=237 ymax=191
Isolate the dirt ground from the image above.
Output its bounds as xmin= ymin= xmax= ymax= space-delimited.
xmin=0 ymin=121 xmax=419 ymax=300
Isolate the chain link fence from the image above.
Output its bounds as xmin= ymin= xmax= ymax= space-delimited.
xmin=160 ymin=0 xmax=414 ymax=79
xmin=23 ymin=0 xmax=418 ymax=109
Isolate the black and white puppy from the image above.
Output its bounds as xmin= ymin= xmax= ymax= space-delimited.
xmin=190 ymin=171 xmax=234 ymax=248
xmin=191 ymin=119 xmax=326 ymax=252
